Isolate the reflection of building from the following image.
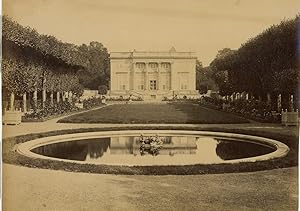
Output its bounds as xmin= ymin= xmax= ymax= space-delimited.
xmin=109 ymin=48 xmax=200 ymax=100
xmin=110 ymin=136 xmax=135 ymax=154
xmin=110 ymin=136 xmax=197 ymax=155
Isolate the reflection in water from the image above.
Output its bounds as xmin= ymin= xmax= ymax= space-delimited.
xmin=216 ymin=139 xmax=274 ymax=160
xmin=32 ymin=135 xmax=275 ymax=165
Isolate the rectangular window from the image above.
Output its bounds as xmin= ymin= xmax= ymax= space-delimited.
xmin=162 ymin=63 xmax=170 ymax=70
xmin=135 ymin=73 xmax=144 ymax=90
xmin=136 ymin=63 xmax=145 ymax=70
xmin=137 ymin=85 xmax=144 ymax=90
xmin=179 ymin=73 xmax=189 ymax=90
xmin=150 ymin=80 xmax=157 ymax=90
xmin=160 ymin=72 xmax=170 ymax=90
xmin=117 ymin=72 xmax=128 ymax=90
xmin=149 ymin=63 xmax=158 ymax=69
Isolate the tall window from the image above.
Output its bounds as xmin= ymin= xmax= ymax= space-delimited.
xmin=161 ymin=72 xmax=170 ymax=90
xmin=136 ymin=73 xmax=144 ymax=90
xmin=179 ymin=73 xmax=189 ymax=90
xmin=117 ymin=73 xmax=128 ymax=90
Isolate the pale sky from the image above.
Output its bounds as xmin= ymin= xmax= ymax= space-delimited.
xmin=3 ymin=0 xmax=300 ymax=65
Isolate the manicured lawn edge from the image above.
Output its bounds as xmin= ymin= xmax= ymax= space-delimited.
xmin=57 ymin=103 xmax=251 ymax=124
xmin=22 ymin=104 xmax=106 ymax=123
xmin=3 ymin=126 xmax=298 ymax=175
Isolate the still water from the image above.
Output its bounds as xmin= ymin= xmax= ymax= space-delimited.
xmin=31 ymin=135 xmax=275 ymax=165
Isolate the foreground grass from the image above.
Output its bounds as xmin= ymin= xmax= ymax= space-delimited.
xmin=58 ymin=103 xmax=250 ymax=124
xmin=3 ymin=126 xmax=298 ymax=175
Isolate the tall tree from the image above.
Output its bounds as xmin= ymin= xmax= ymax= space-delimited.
xmin=196 ymin=60 xmax=217 ymax=94
xmin=77 ymin=41 xmax=110 ymax=89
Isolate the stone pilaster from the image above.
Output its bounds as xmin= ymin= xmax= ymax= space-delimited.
xmin=144 ymin=64 xmax=148 ymax=90
xmin=132 ymin=63 xmax=135 ymax=90
xmin=170 ymin=63 xmax=173 ymax=90
xmin=157 ymin=63 xmax=160 ymax=90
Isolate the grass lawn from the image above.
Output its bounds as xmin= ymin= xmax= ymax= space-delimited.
xmin=58 ymin=103 xmax=250 ymax=124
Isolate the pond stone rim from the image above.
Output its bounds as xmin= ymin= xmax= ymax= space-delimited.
xmin=16 ymin=130 xmax=290 ymax=166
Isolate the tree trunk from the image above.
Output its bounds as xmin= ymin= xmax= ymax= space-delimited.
xmin=10 ymin=92 xmax=15 ymax=111
xmin=42 ymin=89 xmax=46 ymax=108
xmin=50 ymin=91 xmax=54 ymax=106
xmin=23 ymin=93 xmax=27 ymax=113
xmin=289 ymin=94 xmax=294 ymax=111
xmin=33 ymin=89 xmax=38 ymax=110
xmin=68 ymin=91 xmax=73 ymax=103
xmin=62 ymin=92 xmax=66 ymax=102
xmin=57 ymin=91 xmax=60 ymax=103
xmin=277 ymin=94 xmax=282 ymax=112
xmin=258 ymin=95 xmax=262 ymax=101
xmin=266 ymin=93 xmax=271 ymax=104
xmin=245 ymin=93 xmax=249 ymax=100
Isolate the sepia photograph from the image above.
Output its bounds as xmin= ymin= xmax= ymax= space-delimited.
xmin=2 ymin=0 xmax=299 ymax=210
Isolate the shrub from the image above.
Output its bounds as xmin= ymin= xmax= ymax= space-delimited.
xmin=98 ymin=85 xmax=108 ymax=95
xmin=23 ymin=101 xmax=78 ymax=120
xmin=82 ymin=97 xmax=104 ymax=109
xmin=200 ymin=96 xmax=280 ymax=123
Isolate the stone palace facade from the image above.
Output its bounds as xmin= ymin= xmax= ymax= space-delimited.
xmin=108 ymin=48 xmax=199 ymax=100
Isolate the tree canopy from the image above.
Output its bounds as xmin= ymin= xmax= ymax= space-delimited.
xmin=2 ymin=15 xmax=88 ymax=69
xmin=210 ymin=16 xmax=299 ymax=98
xmin=195 ymin=60 xmax=217 ymax=94
xmin=77 ymin=42 xmax=110 ymax=89
xmin=2 ymin=16 xmax=110 ymax=99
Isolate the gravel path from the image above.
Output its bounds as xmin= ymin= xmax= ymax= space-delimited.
xmin=3 ymin=164 xmax=297 ymax=211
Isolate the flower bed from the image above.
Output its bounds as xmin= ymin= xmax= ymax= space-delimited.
xmin=22 ymin=101 xmax=79 ymax=122
xmin=107 ymin=96 xmax=143 ymax=101
xmin=199 ymin=97 xmax=282 ymax=123
xmin=23 ymin=98 xmax=105 ymax=122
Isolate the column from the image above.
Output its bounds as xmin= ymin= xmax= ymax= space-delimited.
xmin=144 ymin=64 xmax=148 ymax=90
xmin=132 ymin=64 xmax=135 ymax=90
xmin=170 ymin=63 xmax=173 ymax=90
xmin=157 ymin=63 xmax=160 ymax=90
